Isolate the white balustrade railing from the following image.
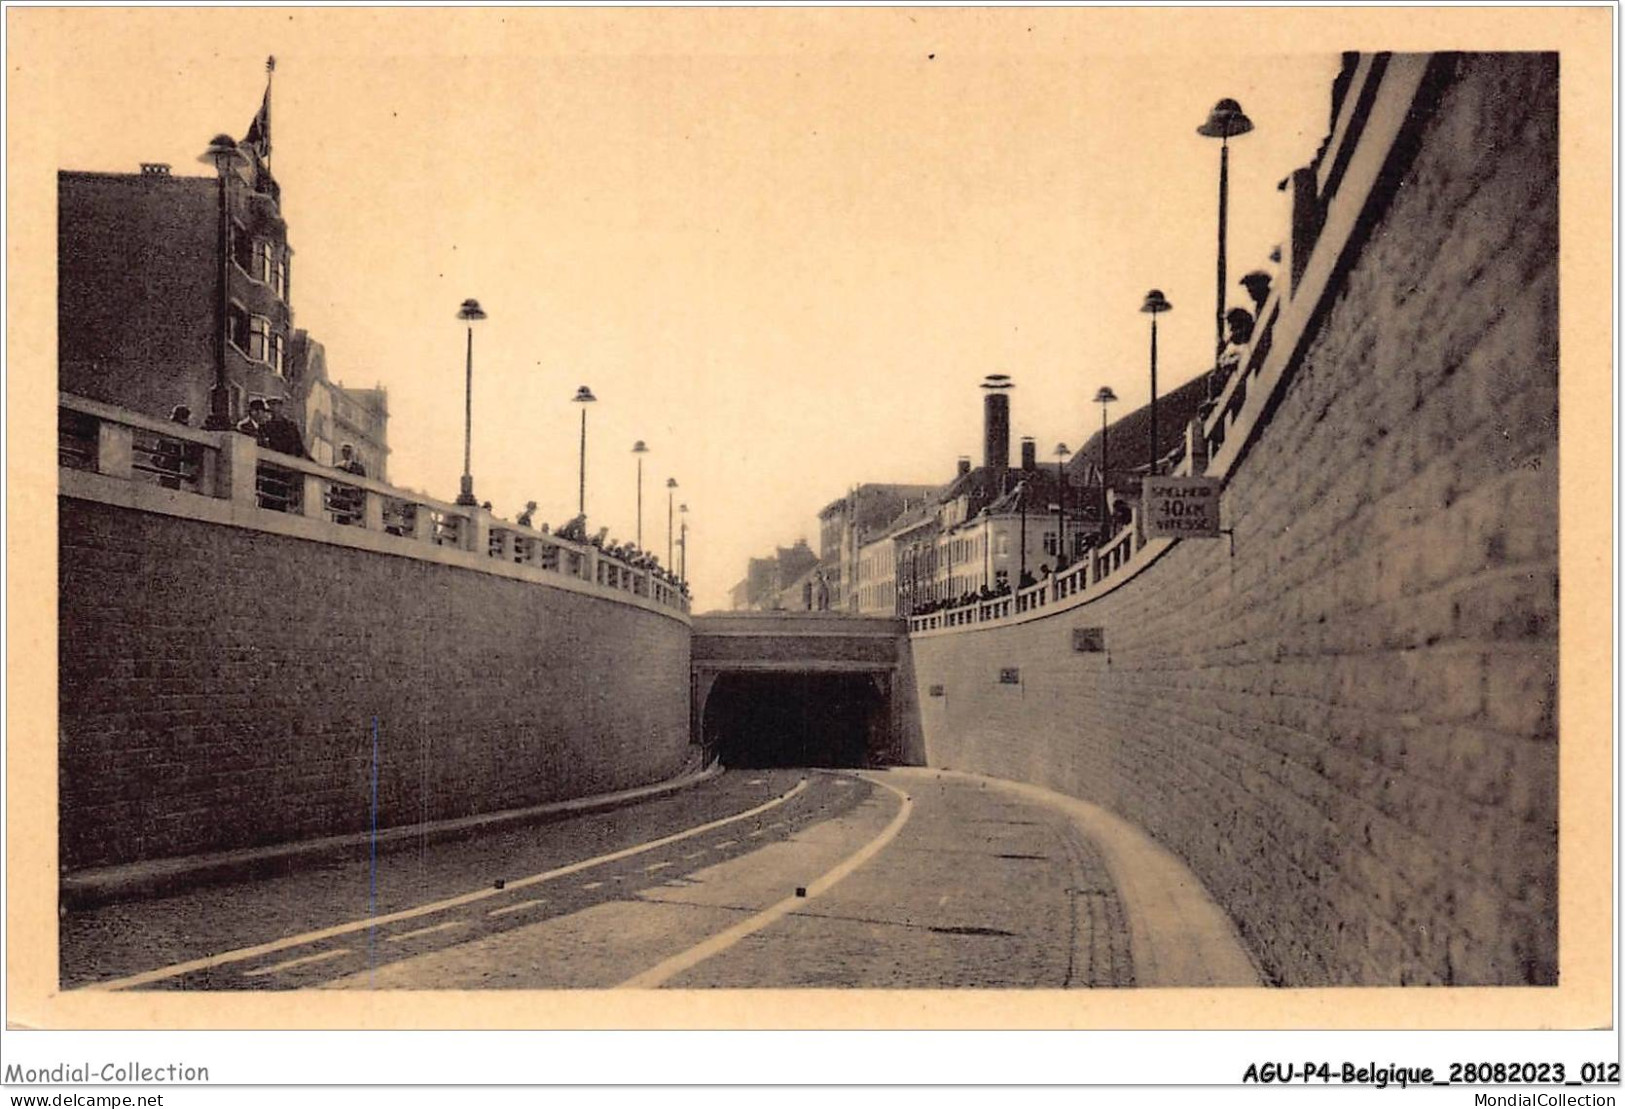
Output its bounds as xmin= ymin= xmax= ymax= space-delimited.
xmin=58 ymin=392 xmax=690 ymax=615
xmin=907 ymin=513 xmax=1147 ymax=633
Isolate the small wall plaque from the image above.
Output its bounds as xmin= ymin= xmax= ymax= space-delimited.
xmin=1072 ymin=627 xmax=1106 ymax=652
xmin=998 ymin=668 xmax=1021 ymax=685
xmin=928 ymin=684 xmax=945 ymax=698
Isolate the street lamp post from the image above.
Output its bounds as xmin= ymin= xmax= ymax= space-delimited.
xmin=1053 ymin=443 xmax=1071 ymax=566
xmin=1198 ymin=98 xmax=1254 ymax=399
xmin=572 ymin=386 xmax=596 ymax=517
xmin=1140 ymin=289 xmax=1173 ymax=475
xmin=455 ymin=298 xmax=487 ymax=506
xmin=631 ymin=440 xmax=649 ymax=549
xmin=1095 ymin=387 xmax=1118 ymax=540
xmin=678 ymin=503 xmax=689 ymax=582
xmin=1017 ymin=477 xmax=1028 ymax=587
xmin=198 ymin=134 xmax=247 ymax=430
xmin=666 ymin=477 xmax=678 ymax=568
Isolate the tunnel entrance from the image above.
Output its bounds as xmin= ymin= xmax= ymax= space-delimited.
xmin=703 ymin=671 xmax=884 ymax=769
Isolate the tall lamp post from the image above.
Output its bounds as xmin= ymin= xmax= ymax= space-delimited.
xmin=1017 ymin=474 xmax=1029 ymax=587
xmin=572 ymin=385 xmax=596 ymax=516
xmin=1198 ymin=98 xmax=1254 ymax=399
xmin=678 ymin=503 xmax=689 ymax=582
xmin=198 ymin=134 xmax=247 ymax=430
xmin=631 ymin=440 xmax=649 ymax=549
xmin=1053 ymin=443 xmax=1071 ymax=566
xmin=1141 ymin=289 xmax=1173 ymax=475
xmin=1095 ymin=387 xmax=1118 ymax=540
xmin=666 ymin=477 xmax=678 ymax=568
xmin=455 ymin=298 xmax=487 ymax=506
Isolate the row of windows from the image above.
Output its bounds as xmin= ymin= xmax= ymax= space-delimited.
xmin=231 ymin=225 xmax=290 ymax=301
xmin=227 ymin=304 xmax=285 ymax=375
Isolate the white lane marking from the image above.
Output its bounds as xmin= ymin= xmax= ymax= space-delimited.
xmin=387 ymin=920 xmax=464 ymax=944
xmin=713 ymin=840 xmax=737 ymax=848
xmin=582 ymin=881 xmax=605 ymax=890
xmin=241 ymin=948 xmax=352 ymax=977
xmin=487 ymin=899 xmax=547 ymax=918
xmin=92 ymin=778 xmax=813 ymax=991
xmin=834 ymin=780 xmax=853 ymax=788
xmin=768 ymin=821 xmax=788 ymax=829
xmin=747 ymin=778 xmax=767 ymax=785
xmin=644 ymin=862 xmax=672 ymax=873
xmin=618 ymin=773 xmax=913 ymax=989
xmin=746 ymin=830 xmax=764 ymax=838
xmin=681 ymin=851 xmax=706 ymax=860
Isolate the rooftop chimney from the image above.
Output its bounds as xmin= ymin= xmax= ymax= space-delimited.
xmin=956 ymin=456 xmax=972 ymax=478
xmin=1020 ymin=436 xmax=1036 ymax=471
xmin=981 ymin=374 xmax=1013 ymax=476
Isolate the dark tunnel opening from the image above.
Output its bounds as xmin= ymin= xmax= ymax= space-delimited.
xmin=703 ymin=672 xmax=884 ymax=769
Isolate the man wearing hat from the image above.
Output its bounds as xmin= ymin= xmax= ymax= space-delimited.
xmin=259 ymin=396 xmax=311 ymax=459
xmin=235 ymin=397 xmax=269 ymax=438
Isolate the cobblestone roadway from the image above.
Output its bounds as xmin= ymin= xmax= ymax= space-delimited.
xmin=63 ymin=768 xmax=1137 ymax=990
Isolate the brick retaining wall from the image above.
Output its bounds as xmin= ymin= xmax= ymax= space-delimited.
xmin=59 ymin=500 xmax=693 ymax=871
xmin=911 ymin=54 xmax=1558 ymax=986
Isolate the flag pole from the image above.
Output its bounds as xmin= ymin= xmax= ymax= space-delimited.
xmin=263 ymin=56 xmax=275 ymax=173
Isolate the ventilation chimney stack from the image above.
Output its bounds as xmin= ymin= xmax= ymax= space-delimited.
xmin=956 ymin=456 xmax=972 ymax=478
xmin=1020 ymin=436 xmax=1036 ymax=471
xmin=981 ymin=374 xmax=1013 ymax=477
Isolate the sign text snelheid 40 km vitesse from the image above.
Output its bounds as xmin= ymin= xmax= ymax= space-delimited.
xmin=1142 ymin=476 xmax=1222 ymax=539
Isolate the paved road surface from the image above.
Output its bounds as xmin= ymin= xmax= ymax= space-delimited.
xmin=63 ymin=768 xmax=1253 ymax=990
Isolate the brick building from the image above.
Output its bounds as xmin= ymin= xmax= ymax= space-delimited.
xmin=59 ymin=159 xmax=290 ymax=424
xmin=817 ymin=483 xmax=939 ymax=611
xmin=58 ymin=70 xmax=386 ymax=464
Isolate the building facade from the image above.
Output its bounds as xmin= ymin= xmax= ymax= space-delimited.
xmin=289 ymin=330 xmax=390 ymax=479
xmin=60 ymin=154 xmax=291 ymax=425
xmin=817 ymin=483 xmax=940 ymax=612
xmin=58 ymin=75 xmax=386 ymax=466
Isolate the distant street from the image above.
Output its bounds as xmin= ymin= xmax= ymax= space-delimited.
xmin=64 ymin=768 xmax=1137 ymax=990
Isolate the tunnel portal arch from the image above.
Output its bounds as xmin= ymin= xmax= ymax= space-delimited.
xmin=700 ymin=669 xmax=887 ymax=768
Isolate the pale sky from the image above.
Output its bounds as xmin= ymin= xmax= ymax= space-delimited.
xmin=24 ymin=8 xmax=1343 ymax=610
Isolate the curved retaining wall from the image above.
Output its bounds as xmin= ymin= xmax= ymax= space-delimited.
xmin=58 ymin=497 xmax=693 ymax=872
xmin=910 ymin=54 xmax=1558 ymax=986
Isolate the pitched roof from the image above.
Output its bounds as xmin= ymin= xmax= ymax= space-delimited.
xmin=1069 ymin=372 xmax=1211 ymax=485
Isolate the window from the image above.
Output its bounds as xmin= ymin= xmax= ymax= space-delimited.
xmin=252 ymin=240 xmax=273 ymax=282
xmin=248 ymin=316 xmax=272 ymax=362
xmin=1043 ymin=532 xmax=1058 ymax=555
xmin=996 ymin=534 xmax=1010 ymax=557
xmin=227 ymin=303 xmax=251 ymax=353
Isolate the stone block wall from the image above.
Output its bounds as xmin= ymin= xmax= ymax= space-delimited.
xmin=911 ymin=54 xmax=1558 ymax=985
xmin=59 ymin=500 xmax=693 ymax=871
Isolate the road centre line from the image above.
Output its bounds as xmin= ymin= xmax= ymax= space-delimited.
xmin=91 ymin=778 xmax=813 ymax=991
xmin=617 ymin=773 xmax=913 ymax=989
xmin=487 ymin=899 xmax=547 ymax=918
xmin=387 ymin=920 xmax=464 ymax=944
xmin=241 ymin=948 xmax=353 ymax=977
